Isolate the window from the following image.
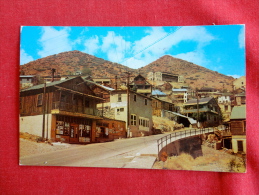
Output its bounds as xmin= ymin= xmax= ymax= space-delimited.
xmin=117 ymin=108 xmax=124 ymax=114
xmin=169 ymin=104 xmax=173 ymax=111
xmin=131 ymin=114 xmax=137 ymax=126
xmin=118 ymin=94 xmax=122 ymax=102
xmin=85 ymin=100 xmax=90 ymax=107
xmin=225 ymin=105 xmax=228 ymax=111
xmin=144 ymin=98 xmax=147 ymax=105
xmin=37 ymin=94 xmax=43 ymax=106
xmin=134 ymin=94 xmax=137 ymax=102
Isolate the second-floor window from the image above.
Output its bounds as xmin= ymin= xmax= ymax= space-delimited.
xmin=37 ymin=94 xmax=43 ymax=106
xmin=144 ymin=98 xmax=147 ymax=105
xmin=134 ymin=94 xmax=137 ymax=102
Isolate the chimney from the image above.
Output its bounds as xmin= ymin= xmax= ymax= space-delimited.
xmin=51 ymin=68 xmax=56 ymax=82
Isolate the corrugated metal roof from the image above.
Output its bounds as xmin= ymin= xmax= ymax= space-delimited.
xmin=152 ymin=89 xmax=166 ymax=96
xmin=21 ymin=77 xmax=77 ymax=92
xmin=184 ymin=97 xmax=213 ymax=105
xmin=172 ymin=89 xmax=187 ymax=92
xmin=230 ymin=105 xmax=246 ymax=119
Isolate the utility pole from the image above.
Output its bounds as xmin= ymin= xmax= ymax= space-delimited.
xmin=42 ymin=82 xmax=46 ymax=140
xmin=125 ymin=71 xmax=131 ymax=137
xmin=196 ymin=90 xmax=200 ymax=128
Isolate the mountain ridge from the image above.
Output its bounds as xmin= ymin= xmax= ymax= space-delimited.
xmin=20 ymin=50 xmax=235 ymax=91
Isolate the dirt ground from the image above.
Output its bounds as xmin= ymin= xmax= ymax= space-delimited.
xmin=152 ymin=144 xmax=246 ymax=173
xmin=19 ymin=132 xmax=80 ymax=158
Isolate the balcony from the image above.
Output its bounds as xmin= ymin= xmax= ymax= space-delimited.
xmin=51 ymin=101 xmax=102 ymax=119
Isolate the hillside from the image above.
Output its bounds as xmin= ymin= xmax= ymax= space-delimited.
xmin=20 ymin=50 xmax=136 ymax=78
xmin=20 ymin=51 xmax=235 ymax=91
xmin=139 ymin=55 xmax=235 ymax=91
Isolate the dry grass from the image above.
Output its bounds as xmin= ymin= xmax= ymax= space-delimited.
xmin=153 ymin=116 xmax=181 ymax=132
xmin=153 ymin=145 xmax=246 ymax=172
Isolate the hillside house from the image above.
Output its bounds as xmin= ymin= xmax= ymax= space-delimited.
xmin=20 ymin=76 xmax=126 ymax=144
xmin=129 ymin=74 xmax=152 ymax=96
xmin=172 ymin=88 xmax=188 ymax=103
xmin=148 ymin=72 xmax=184 ymax=83
xmin=230 ymin=105 xmax=246 ymax=153
xmin=233 ymin=76 xmax=246 ymax=91
xmin=20 ymin=75 xmax=38 ymax=89
xmin=217 ymin=93 xmax=232 ymax=122
xmin=182 ymin=97 xmax=221 ymax=127
xmin=151 ymin=96 xmax=175 ymax=117
xmin=233 ymin=93 xmax=246 ymax=106
xmin=110 ymin=90 xmax=153 ymax=137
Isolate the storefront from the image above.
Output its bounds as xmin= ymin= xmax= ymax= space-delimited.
xmin=52 ymin=115 xmax=126 ymax=144
xmin=53 ymin=115 xmax=94 ymax=144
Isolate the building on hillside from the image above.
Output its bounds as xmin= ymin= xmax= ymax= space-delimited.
xmin=233 ymin=76 xmax=246 ymax=91
xmin=129 ymin=74 xmax=152 ymax=96
xmin=182 ymin=97 xmax=221 ymax=127
xmin=217 ymin=93 xmax=232 ymax=122
xmin=110 ymin=90 xmax=153 ymax=137
xmin=233 ymin=93 xmax=246 ymax=106
xmin=172 ymin=88 xmax=188 ymax=103
xmin=20 ymin=75 xmax=38 ymax=89
xmin=20 ymin=76 xmax=126 ymax=144
xmin=151 ymin=96 xmax=175 ymax=117
xmin=230 ymin=105 xmax=246 ymax=153
xmin=92 ymin=78 xmax=112 ymax=87
xmin=147 ymin=72 xmax=184 ymax=83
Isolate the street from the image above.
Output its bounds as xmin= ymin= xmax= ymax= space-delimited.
xmin=20 ymin=133 xmax=168 ymax=168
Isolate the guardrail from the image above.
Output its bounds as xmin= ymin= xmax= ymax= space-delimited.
xmin=157 ymin=127 xmax=223 ymax=156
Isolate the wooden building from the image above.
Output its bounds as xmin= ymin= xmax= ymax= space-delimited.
xmin=182 ymin=97 xmax=222 ymax=127
xmin=151 ymin=97 xmax=174 ymax=117
xmin=230 ymin=105 xmax=246 ymax=153
xmin=129 ymin=74 xmax=152 ymax=96
xmin=20 ymin=76 xmax=126 ymax=144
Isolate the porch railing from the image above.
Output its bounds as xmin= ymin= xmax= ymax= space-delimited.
xmin=52 ymin=101 xmax=100 ymax=116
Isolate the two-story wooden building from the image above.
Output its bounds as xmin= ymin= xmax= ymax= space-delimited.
xmin=230 ymin=105 xmax=246 ymax=153
xmin=20 ymin=76 xmax=126 ymax=144
xmin=182 ymin=97 xmax=222 ymax=127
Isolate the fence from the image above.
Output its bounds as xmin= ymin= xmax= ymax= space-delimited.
xmin=157 ymin=127 xmax=224 ymax=156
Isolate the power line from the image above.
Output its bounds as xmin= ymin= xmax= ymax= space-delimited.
xmin=120 ymin=27 xmax=182 ymax=64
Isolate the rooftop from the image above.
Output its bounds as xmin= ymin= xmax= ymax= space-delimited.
xmin=184 ymin=97 xmax=213 ymax=105
xmin=230 ymin=105 xmax=246 ymax=119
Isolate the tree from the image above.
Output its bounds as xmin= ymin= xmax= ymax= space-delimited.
xmin=82 ymin=67 xmax=92 ymax=76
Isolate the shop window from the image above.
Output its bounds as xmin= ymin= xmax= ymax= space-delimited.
xmin=131 ymin=114 xmax=137 ymax=126
xmin=37 ymin=94 xmax=43 ymax=106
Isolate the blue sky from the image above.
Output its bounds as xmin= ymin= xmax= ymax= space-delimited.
xmin=20 ymin=25 xmax=245 ymax=78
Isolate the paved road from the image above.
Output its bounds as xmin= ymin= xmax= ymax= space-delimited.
xmin=20 ymin=133 xmax=168 ymax=168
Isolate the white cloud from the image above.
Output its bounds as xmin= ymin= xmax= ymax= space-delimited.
xmin=83 ymin=35 xmax=100 ymax=55
xmin=174 ymin=51 xmax=208 ymax=66
xmin=20 ymin=49 xmax=34 ymax=65
xmin=238 ymin=26 xmax=245 ymax=48
xmin=124 ymin=26 xmax=215 ymax=68
xmin=37 ymin=27 xmax=72 ymax=58
xmin=227 ymin=74 xmax=241 ymax=78
xmin=101 ymin=31 xmax=131 ymax=63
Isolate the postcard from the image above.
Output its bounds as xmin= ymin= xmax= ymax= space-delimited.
xmin=19 ymin=25 xmax=246 ymax=172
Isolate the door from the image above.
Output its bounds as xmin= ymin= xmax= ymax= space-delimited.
xmin=69 ymin=123 xmax=79 ymax=143
xmin=237 ymin=140 xmax=243 ymax=152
